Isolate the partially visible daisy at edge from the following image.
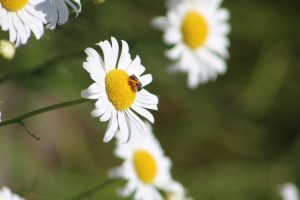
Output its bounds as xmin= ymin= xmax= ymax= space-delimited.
xmin=81 ymin=37 xmax=158 ymax=143
xmin=0 ymin=0 xmax=48 ymax=46
xmin=109 ymin=122 xmax=173 ymax=200
xmin=153 ymin=0 xmax=231 ymax=88
xmin=45 ymin=0 xmax=81 ymax=29
xmin=164 ymin=181 xmax=193 ymax=200
xmin=280 ymin=183 xmax=298 ymax=200
xmin=0 ymin=187 xmax=25 ymax=200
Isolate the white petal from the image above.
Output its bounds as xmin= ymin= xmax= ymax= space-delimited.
xmin=134 ymin=101 xmax=158 ymax=110
xmin=151 ymin=16 xmax=168 ymax=30
xmin=137 ymin=90 xmax=159 ymax=105
xmin=127 ymin=56 xmax=145 ymax=76
xmin=118 ymin=40 xmax=132 ymax=70
xmin=117 ymin=181 xmax=136 ymax=197
xmin=125 ymin=109 xmax=146 ymax=134
xmin=197 ymin=49 xmax=227 ymax=73
xmin=98 ymin=40 xmax=113 ymax=72
xmin=103 ymin=109 xmax=118 ymax=143
xmin=131 ymin=104 xmax=155 ymax=123
xmin=165 ymin=44 xmax=183 ymax=60
xmin=55 ymin=0 xmax=69 ymax=25
xmin=81 ymin=83 xmax=102 ymax=99
xmin=139 ymin=74 xmax=152 ymax=87
xmin=163 ymin=28 xmax=181 ymax=44
xmin=187 ymin=70 xmax=201 ymax=89
xmin=110 ymin=37 xmax=119 ymax=69
xmin=117 ymin=111 xmax=130 ymax=143
xmin=100 ymin=104 xmax=112 ymax=122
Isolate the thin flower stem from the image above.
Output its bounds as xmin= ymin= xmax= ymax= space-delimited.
xmin=18 ymin=121 xmax=40 ymax=141
xmin=67 ymin=179 xmax=119 ymax=200
xmin=0 ymin=98 xmax=89 ymax=127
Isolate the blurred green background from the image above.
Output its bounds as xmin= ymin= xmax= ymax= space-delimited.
xmin=0 ymin=0 xmax=300 ymax=199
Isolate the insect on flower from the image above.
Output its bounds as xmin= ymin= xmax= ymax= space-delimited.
xmin=129 ymin=74 xmax=143 ymax=92
xmin=81 ymin=37 xmax=158 ymax=143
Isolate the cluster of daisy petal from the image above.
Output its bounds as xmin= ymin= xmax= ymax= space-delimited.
xmin=153 ymin=0 xmax=231 ymax=88
xmin=81 ymin=37 xmax=158 ymax=143
xmin=0 ymin=187 xmax=25 ymax=200
xmin=0 ymin=0 xmax=81 ymax=47
xmin=108 ymin=123 xmax=192 ymax=200
xmin=280 ymin=183 xmax=299 ymax=200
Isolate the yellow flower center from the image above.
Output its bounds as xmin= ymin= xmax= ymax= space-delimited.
xmin=105 ymin=69 xmax=136 ymax=111
xmin=133 ymin=150 xmax=157 ymax=184
xmin=0 ymin=0 xmax=29 ymax=11
xmin=181 ymin=10 xmax=208 ymax=49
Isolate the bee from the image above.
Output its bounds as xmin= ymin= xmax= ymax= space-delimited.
xmin=129 ymin=75 xmax=143 ymax=92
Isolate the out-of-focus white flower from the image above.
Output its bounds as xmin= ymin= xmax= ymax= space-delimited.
xmin=163 ymin=181 xmax=193 ymax=200
xmin=0 ymin=187 xmax=25 ymax=200
xmin=109 ymin=123 xmax=172 ymax=200
xmin=81 ymin=37 xmax=158 ymax=143
xmin=45 ymin=0 xmax=81 ymax=29
xmin=153 ymin=0 xmax=230 ymax=88
xmin=0 ymin=0 xmax=48 ymax=47
xmin=280 ymin=183 xmax=298 ymax=200
xmin=0 ymin=40 xmax=15 ymax=60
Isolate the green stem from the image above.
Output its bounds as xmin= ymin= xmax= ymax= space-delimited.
xmin=67 ymin=179 xmax=119 ymax=200
xmin=0 ymin=98 xmax=89 ymax=127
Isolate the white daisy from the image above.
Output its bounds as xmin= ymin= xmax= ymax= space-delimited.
xmin=109 ymin=123 xmax=172 ymax=200
xmin=153 ymin=0 xmax=230 ymax=88
xmin=81 ymin=37 xmax=158 ymax=143
xmin=0 ymin=187 xmax=25 ymax=200
xmin=280 ymin=183 xmax=298 ymax=200
xmin=45 ymin=0 xmax=81 ymax=29
xmin=0 ymin=0 xmax=47 ymax=47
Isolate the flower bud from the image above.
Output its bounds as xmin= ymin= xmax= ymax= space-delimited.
xmin=0 ymin=40 xmax=16 ymax=61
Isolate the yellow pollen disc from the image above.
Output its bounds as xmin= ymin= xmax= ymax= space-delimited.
xmin=105 ymin=69 xmax=136 ymax=111
xmin=0 ymin=0 xmax=29 ymax=11
xmin=133 ymin=150 xmax=157 ymax=184
xmin=181 ymin=10 xmax=209 ymax=49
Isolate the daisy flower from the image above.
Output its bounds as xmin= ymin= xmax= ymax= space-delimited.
xmin=280 ymin=183 xmax=298 ymax=200
xmin=153 ymin=0 xmax=230 ymax=88
xmin=109 ymin=123 xmax=172 ymax=200
xmin=0 ymin=0 xmax=48 ymax=47
xmin=45 ymin=0 xmax=81 ymax=29
xmin=81 ymin=37 xmax=158 ymax=143
xmin=0 ymin=187 xmax=25 ymax=200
